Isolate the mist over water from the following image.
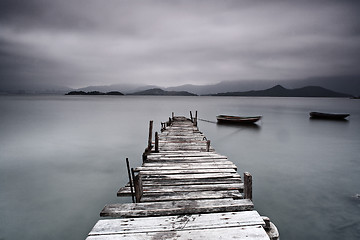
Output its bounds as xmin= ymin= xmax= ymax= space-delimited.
xmin=0 ymin=95 xmax=359 ymax=240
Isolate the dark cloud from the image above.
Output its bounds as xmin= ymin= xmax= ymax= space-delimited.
xmin=0 ymin=0 xmax=360 ymax=89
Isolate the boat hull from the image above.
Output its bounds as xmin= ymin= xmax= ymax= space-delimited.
xmin=216 ymin=115 xmax=262 ymax=124
xmin=309 ymin=112 xmax=349 ymax=120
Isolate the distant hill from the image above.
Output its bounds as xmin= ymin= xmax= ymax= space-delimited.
xmin=210 ymin=85 xmax=353 ymax=98
xmin=65 ymin=91 xmax=123 ymax=95
xmin=165 ymin=75 xmax=360 ymax=96
xmin=76 ymin=83 xmax=161 ymax=94
xmin=130 ymin=88 xmax=197 ymax=96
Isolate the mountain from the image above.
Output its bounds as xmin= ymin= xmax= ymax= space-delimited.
xmin=65 ymin=91 xmax=123 ymax=95
xmin=77 ymin=83 xmax=160 ymax=94
xmin=165 ymin=76 xmax=360 ymax=96
xmin=130 ymin=88 xmax=197 ymax=96
xmin=210 ymin=85 xmax=353 ymax=97
xmin=165 ymin=80 xmax=277 ymax=95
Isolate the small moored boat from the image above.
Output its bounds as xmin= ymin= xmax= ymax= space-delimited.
xmin=216 ymin=115 xmax=262 ymax=124
xmin=309 ymin=111 xmax=350 ymax=120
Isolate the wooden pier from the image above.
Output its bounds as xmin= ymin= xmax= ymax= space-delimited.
xmin=86 ymin=113 xmax=279 ymax=239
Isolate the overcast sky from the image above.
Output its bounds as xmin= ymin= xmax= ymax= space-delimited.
xmin=1 ymin=0 xmax=360 ymax=89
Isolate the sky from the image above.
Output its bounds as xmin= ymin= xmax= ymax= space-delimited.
xmin=1 ymin=0 xmax=360 ymax=89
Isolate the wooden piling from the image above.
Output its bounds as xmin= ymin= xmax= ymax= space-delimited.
xmin=206 ymin=140 xmax=211 ymax=152
xmin=125 ymin=158 xmax=135 ymax=203
xmin=195 ymin=110 xmax=198 ymax=126
xmin=244 ymin=172 xmax=253 ymax=200
xmin=131 ymin=168 xmax=143 ymax=203
xmin=142 ymin=152 xmax=147 ymax=162
xmin=155 ymin=132 xmax=159 ymax=153
xmin=190 ymin=111 xmax=193 ymax=122
xmin=147 ymin=120 xmax=153 ymax=151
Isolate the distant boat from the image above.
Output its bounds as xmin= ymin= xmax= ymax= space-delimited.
xmin=309 ymin=112 xmax=350 ymax=120
xmin=216 ymin=115 xmax=262 ymax=124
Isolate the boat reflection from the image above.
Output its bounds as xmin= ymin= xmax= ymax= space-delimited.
xmin=216 ymin=121 xmax=261 ymax=131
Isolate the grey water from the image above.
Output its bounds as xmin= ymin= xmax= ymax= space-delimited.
xmin=0 ymin=95 xmax=359 ymax=240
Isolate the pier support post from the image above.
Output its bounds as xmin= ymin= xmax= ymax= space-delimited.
xmin=147 ymin=120 xmax=153 ymax=151
xmin=155 ymin=132 xmax=159 ymax=153
xmin=131 ymin=168 xmax=143 ymax=203
xmin=206 ymin=140 xmax=211 ymax=152
xmin=244 ymin=172 xmax=253 ymax=200
xmin=142 ymin=152 xmax=147 ymax=162
xmin=190 ymin=111 xmax=193 ymax=122
xmin=194 ymin=110 xmax=198 ymax=126
xmin=125 ymin=158 xmax=135 ymax=203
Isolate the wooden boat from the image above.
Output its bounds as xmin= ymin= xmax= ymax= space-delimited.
xmin=309 ymin=111 xmax=349 ymax=120
xmin=216 ymin=115 xmax=262 ymax=124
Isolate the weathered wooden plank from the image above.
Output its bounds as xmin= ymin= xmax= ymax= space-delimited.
xmin=159 ymin=148 xmax=214 ymax=151
xmin=118 ymin=183 xmax=244 ymax=196
xmin=135 ymin=164 xmax=237 ymax=171
xmin=140 ymin=190 xmax=243 ymax=202
xmin=88 ymin=213 xmax=267 ymax=239
xmin=147 ymin=152 xmax=226 ymax=157
xmin=142 ymin=162 xmax=235 ymax=167
xmin=144 ymin=158 xmax=230 ymax=163
xmin=144 ymin=159 xmax=230 ymax=164
xmin=140 ymin=178 xmax=242 ymax=185
xmin=93 ymin=211 xmax=264 ymax=234
xmin=123 ymin=178 xmax=242 ymax=189
xmin=101 ymin=199 xmax=253 ymax=217
xmin=158 ymin=141 xmax=206 ymax=144
xmin=87 ymin=226 xmax=269 ymax=240
xmin=141 ymin=172 xmax=241 ymax=180
xmin=136 ymin=168 xmax=237 ymax=175
xmin=146 ymin=155 xmax=227 ymax=158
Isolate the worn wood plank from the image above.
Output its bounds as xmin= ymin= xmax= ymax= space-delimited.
xmin=144 ymin=159 xmax=230 ymax=164
xmin=140 ymin=178 xmax=242 ymax=185
xmin=141 ymin=172 xmax=241 ymax=180
xmin=147 ymin=152 xmax=226 ymax=157
xmin=135 ymin=165 xmax=237 ymax=171
xmin=92 ymin=210 xmax=264 ymax=234
xmin=88 ymin=215 xmax=267 ymax=239
xmin=87 ymin=226 xmax=269 ymax=240
xmin=123 ymin=178 xmax=243 ymax=189
xmin=136 ymin=168 xmax=237 ymax=175
xmin=144 ymin=158 xmax=230 ymax=164
xmin=118 ymin=183 xmax=244 ymax=196
xmin=101 ymin=199 xmax=253 ymax=217
xmin=141 ymin=162 xmax=236 ymax=168
xmin=146 ymin=156 xmax=224 ymax=160
xmin=140 ymin=190 xmax=243 ymax=202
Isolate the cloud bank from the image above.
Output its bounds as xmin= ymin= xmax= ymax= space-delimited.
xmin=1 ymin=0 xmax=360 ymax=89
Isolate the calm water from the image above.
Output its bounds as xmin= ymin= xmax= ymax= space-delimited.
xmin=0 ymin=95 xmax=359 ymax=240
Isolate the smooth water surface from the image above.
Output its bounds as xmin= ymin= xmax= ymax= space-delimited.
xmin=0 ymin=95 xmax=359 ymax=239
